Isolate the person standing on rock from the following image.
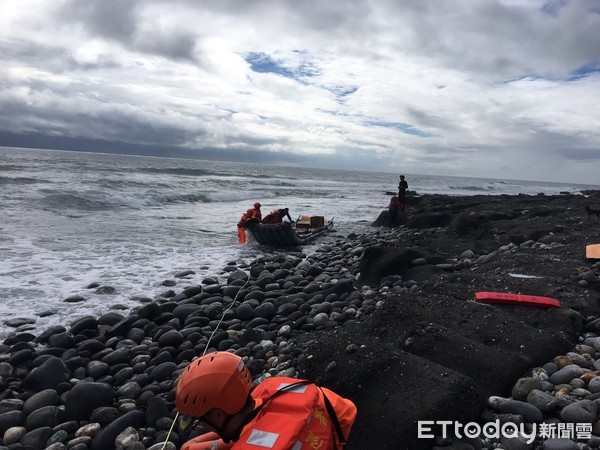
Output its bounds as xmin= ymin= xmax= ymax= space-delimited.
xmin=176 ymin=351 xmax=357 ymax=450
xmin=398 ymin=175 xmax=408 ymax=204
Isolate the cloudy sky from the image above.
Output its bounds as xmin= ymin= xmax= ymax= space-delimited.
xmin=1 ymin=0 xmax=599 ymax=184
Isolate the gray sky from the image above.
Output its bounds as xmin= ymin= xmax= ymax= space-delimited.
xmin=1 ymin=0 xmax=599 ymax=184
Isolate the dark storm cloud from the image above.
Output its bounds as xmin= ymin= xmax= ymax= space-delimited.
xmin=55 ymin=0 xmax=199 ymax=62
xmin=0 ymin=39 xmax=121 ymax=73
xmin=1 ymin=0 xmax=599 ymax=184
xmin=57 ymin=0 xmax=139 ymax=43
xmin=0 ymin=88 xmax=201 ymax=147
xmin=136 ymin=33 xmax=199 ymax=62
xmin=379 ymin=1 xmax=600 ymax=79
xmin=558 ymin=147 xmax=600 ymax=162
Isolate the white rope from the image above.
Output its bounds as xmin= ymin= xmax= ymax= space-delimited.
xmin=161 ymin=276 xmax=251 ymax=448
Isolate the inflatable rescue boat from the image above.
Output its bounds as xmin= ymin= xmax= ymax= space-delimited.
xmin=247 ymin=215 xmax=333 ymax=246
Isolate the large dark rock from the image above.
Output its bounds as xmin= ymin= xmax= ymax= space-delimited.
xmin=23 ymin=357 xmax=70 ymax=391
xmin=70 ymin=316 xmax=99 ymax=335
xmin=65 ymin=382 xmax=114 ymax=421
xmin=90 ymin=406 xmax=120 ymax=427
xmin=145 ymin=396 xmax=170 ymax=428
xmin=20 ymin=426 xmax=53 ymax=450
xmin=101 ymin=347 xmax=131 ymax=366
xmin=0 ymin=410 xmax=24 ymax=435
xmin=22 ymin=390 xmax=59 ymax=416
xmin=35 ymin=325 xmax=67 ymax=344
xmin=105 ymin=319 xmax=131 ymax=339
xmin=48 ymin=332 xmax=75 ymax=349
xmin=148 ymin=362 xmax=177 ymax=382
xmin=137 ymin=302 xmax=161 ymax=320
xmin=90 ymin=410 xmax=145 ymax=450
xmin=25 ymin=405 xmax=66 ymax=430
xmin=358 ymin=247 xmax=426 ymax=286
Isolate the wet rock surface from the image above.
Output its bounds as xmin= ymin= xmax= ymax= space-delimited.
xmin=0 ymin=192 xmax=599 ymax=450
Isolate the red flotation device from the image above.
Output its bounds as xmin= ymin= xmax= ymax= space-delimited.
xmin=475 ymin=292 xmax=560 ymax=308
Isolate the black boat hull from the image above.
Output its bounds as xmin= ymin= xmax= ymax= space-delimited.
xmin=247 ymin=221 xmax=333 ymax=246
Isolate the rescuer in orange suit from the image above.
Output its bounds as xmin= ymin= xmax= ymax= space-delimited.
xmin=237 ymin=204 xmax=262 ymax=244
xmin=261 ymin=208 xmax=292 ymax=224
xmin=176 ymin=352 xmax=357 ymax=450
xmin=237 ymin=209 xmax=254 ymax=244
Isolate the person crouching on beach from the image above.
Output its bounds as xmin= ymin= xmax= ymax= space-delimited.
xmin=176 ymin=352 xmax=357 ymax=450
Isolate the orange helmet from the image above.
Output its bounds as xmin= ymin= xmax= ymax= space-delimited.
xmin=254 ymin=202 xmax=261 ymax=209
xmin=176 ymin=352 xmax=252 ymax=417
xmin=246 ymin=209 xmax=254 ymax=215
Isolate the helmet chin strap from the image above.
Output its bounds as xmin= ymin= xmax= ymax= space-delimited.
xmin=203 ymin=413 xmax=240 ymax=444
xmin=218 ymin=414 xmax=235 ymax=443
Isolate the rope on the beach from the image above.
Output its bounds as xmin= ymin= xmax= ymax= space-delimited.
xmin=161 ymin=276 xmax=251 ymax=448
xmin=202 ymin=277 xmax=250 ymax=357
xmin=161 ymin=413 xmax=179 ymax=450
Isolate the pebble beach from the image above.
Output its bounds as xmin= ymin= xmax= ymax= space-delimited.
xmin=0 ymin=227 xmax=378 ymax=450
xmin=1 ymin=191 xmax=600 ymax=450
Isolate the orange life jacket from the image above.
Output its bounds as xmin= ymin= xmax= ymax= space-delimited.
xmin=262 ymin=210 xmax=282 ymax=224
xmin=238 ymin=211 xmax=256 ymax=227
xmin=181 ymin=377 xmax=356 ymax=450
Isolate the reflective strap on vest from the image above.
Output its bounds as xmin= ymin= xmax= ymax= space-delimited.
xmin=246 ymin=429 xmax=280 ymax=448
xmin=277 ymin=382 xmax=308 ymax=394
xmin=292 ymin=441 xmax=303 ymax=450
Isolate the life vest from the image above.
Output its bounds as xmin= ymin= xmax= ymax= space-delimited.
xmin=262 ymin=210 xmax=282 ymax=224
xmin=238 ymin=210 xmax=258 ymax=228
xmin=181 ymin=377 xmax=356 ymax=450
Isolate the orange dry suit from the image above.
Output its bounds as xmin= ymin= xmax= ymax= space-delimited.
xmin=262 ymin=210 xmax=281 ymax=224
xmin=262 ymin=209 xmax=292 ymax=224
xmin=237 ymin=209 xmax=258 ymax=243
xmin=181 ymin=377 xmax=357 ymax=450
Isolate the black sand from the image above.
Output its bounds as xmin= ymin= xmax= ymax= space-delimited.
xmin=298 ymin=191 xmax=600 ymax=449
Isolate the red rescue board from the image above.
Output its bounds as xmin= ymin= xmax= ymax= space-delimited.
xmin=586 ymin=244 xmax=600 ymax=259
xmin=475 ymin=291 xmax=561 ymax=308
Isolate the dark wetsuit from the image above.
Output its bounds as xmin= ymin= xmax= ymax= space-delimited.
xmin=398 ymin=179 xmax=408 ymax=203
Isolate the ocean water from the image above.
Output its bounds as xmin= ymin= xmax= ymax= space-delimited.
xmin=1 ymin=147 xmax=598 ymax=340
